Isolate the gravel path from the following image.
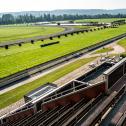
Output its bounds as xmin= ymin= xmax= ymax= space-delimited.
xmin=109 ymin=42 xmax=125 ymax=54
xmin=82 ymin=42 xmax=125 ymax=58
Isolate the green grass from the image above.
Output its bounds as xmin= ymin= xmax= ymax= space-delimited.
xmin=0 ymin=25 xmax=126 ymax=78
xmin=0 ymin=26 xmax=64 ymax=43
xmin=93 ymin=47 xmax=113 ymax=54
xmin=0 ymin=57 xmax=95 ymax=109
xmin=118 ymin=38 xmax=126 ymax=50
xmin=75 ymin=18 xmax=126 ymax=23
xmin=118 ymin=38 xmax=126 ymax=57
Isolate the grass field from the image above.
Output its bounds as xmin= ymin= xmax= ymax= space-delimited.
xmin=118 ymin=38 xmax=126 ymax=57
xmin=118 ymin=38 xmax=126 ymax=50
xmin=93 ymin=47 xmax=113 ymax=54
xmin=0 ymin=57 xmax=95 ymax=109
xmin=75 ymin=18 xmax=126 ymax=23
xmin=0 ymin=26 xmax=64 ymax=43
xmin=0 ymin=25 xmax=126 ymax=78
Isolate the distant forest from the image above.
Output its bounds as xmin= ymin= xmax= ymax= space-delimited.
xmin=0 ymin=13 xmax=126 ymax=25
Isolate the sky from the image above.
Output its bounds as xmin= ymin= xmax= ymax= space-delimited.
xmin=0 ymin=0 xmax=126 ymax=13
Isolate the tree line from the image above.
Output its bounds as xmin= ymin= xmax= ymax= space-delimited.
xmin=0 ymin=13 xmax=126 ymax=25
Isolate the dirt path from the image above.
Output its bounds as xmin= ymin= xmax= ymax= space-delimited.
xmin=82 ymin=42 xmax=125 ymax=58
xmin=108 ymin=43 xmax=125 ymax=54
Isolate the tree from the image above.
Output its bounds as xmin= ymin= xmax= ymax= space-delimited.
xmin=2 ymin=14 xmax=15 ymax=24
xmin=0 ymin=13 xmax=126 ymax=25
